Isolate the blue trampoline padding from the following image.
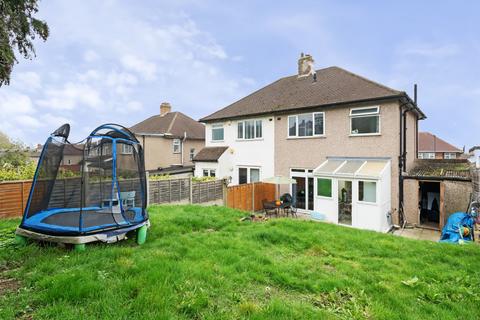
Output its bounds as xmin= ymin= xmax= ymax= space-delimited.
xmin=22 ymin=207 xmax=144 ymax=233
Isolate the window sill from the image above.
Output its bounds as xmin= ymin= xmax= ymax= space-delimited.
xmin=235 ymin=138 xmax=264 ymax=142
xmin=316 ymin=195 xmax=333 ymax=200
xmin=349 ymin=133 xmax=381 ymax=137
xmin=357 ymin=200 xmax=377 ymax=206
xmin=287 ymin=135 xmax=326 ymax=140
xmin=210 ymin=140 xmax=225 ymax=143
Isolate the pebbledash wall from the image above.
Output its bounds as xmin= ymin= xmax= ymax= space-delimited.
xmin=274 ymin=99 xmax=418 ymax=223
xmin=203 ymin=116 xmax=275 ymax=185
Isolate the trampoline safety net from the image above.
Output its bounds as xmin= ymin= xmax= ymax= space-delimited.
xmin=21 ymin=123 xmax=148 ymax=235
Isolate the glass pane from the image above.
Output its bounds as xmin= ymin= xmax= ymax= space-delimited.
xmin=203 ymin=169 xmax=209 ymax=177
xmin=212 ymin=127 xmax=224 ymax=140
xmin=338 ymin=180 xmax=352 ymax=225
xmin=210 ymin=170 xmax=216 ymax=177
xmin=255 ymin=120 xmax=262 ymax=138
xmin=250 ymin=168 xmax=260 ymax=182
xmin=351 ymin=107 xmax=378 ymax=115
xmin=245 ymin=120 xmax=255 ymax=139
xmin=239 ymin=168 xmax=248 ymax=184
xmin=359 ymin=181 xmax=376 ymax=203
xmin=351 ymin=115 xmax=379 ymax=134
xmin=288 ymin=116 xmax=297 ymax=136
xmin=298 ymin=114 xmax=313 ymax=136
xmin=308 ymin=177 xmax=314 ymax=210
xmin=317 ymin=178 xmax=332 ymax=197
xmin=237 ymin=122 xmax=243 ymax=139
xmin=314 ymin=113 xmax=324 ymax=135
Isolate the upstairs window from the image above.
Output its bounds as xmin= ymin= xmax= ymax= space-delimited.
xmin=212 ymin=124 xmax=224 ymax=141
xmin=418 ymin=152 xmax=435 ymax=159
xmin=173 ymin=139 xmax=181 ymax=153
xmin=350 ymin=106 xmax=380 ymax=135
xmin=288 ymin=112 xmax=324 ymax=137
xmin=122 ymin=144 xmax=133 ymax=154
xmin=444 ymin=152 xmax=457 ymax=159
xmin=189 ymin=148 xmax=195 ymax=161
xmin=237 ymin=119 xmax=263 ymax=140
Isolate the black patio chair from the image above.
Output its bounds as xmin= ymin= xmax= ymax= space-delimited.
xmin=280 ymin=193 xmax=297 ymax=218
xmin=262 ymin=199 xmax=277 ymax=217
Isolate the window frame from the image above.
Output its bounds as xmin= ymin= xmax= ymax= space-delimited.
xmin=211 ymin=124 xmax=224 ymax=142
xmin=287 ymin=112 xmax=325 ymax=138
xmin=358 ymin=180 xmax=377 ymax=204
xmin=349 ymin=106 xmax=380 ymax=136
xmin=172 ymin=139 xmax=181 ymax=154
xmin=238 ymin=166 xmax=261 ymax=184
xmin=444 ymin=152 xmax=457 ymax=159
xmin=189 ymin=148 xmax=195 ymax=161
xmin=237 ymin=119 xmax=263 ymax=140
xmin=202 ymin=169 xmax=216 ymax=177
xmin=418 ymin=152 xmax=435 ymax=159
xmin=121 ymin=143 xmax=133 ymax=155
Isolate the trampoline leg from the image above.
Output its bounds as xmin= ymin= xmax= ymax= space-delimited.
xmin=137 ymin=225 xmax=147 ymax=245
xmin=15 ymin=235 xmax=27 ymax=246
xmin=74 ymin=244 xmax=86 ymax=252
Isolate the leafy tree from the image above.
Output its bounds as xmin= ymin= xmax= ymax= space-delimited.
xmin=0 ymin=0 xmax=49 ymax=86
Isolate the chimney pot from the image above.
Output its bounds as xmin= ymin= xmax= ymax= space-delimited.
xmin=160 ymin=102 xmax=171 ymax=115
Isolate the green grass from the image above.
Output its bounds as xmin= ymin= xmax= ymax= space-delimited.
xmin=0 ymin=205 xmax=479 ymax=319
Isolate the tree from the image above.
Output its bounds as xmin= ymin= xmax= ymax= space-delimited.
xmin=0 ymin=0 xmax=49 ymax=86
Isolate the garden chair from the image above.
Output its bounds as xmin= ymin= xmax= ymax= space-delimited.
xmin=262 ymin=199 xmax=277 ymax=217
xmin=120 ymin=191 xmax=136 ymax=208
xmin=280 ymin=193 xmax=297 ymax=218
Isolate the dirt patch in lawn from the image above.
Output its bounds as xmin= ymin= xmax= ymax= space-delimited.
xmin=0 ymin=277 xmax=21 ymax=296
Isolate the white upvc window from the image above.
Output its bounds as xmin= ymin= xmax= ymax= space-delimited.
xmin=358 ymin=180 xmax=377 ymax=203
xmin=444 ymin=152 xmax=457 ymax=159
xmin=350 ymin=106 xmax=380 ymax=135
xmin=418 ymin=152 xmax=435 ymax=159
xmin=211 ymin=124 xmax=224 ymax=141
xmin=288 ymin=112 xmax=324 ymax=137
xmin=238 ymin=167 xmax=260 ymax=184
xmin=173 ymin=139 xmax=181 ymax=153
xmin=237 ymin=119 xmax=262 ymax=140
xmin=122 ymin=144 xmax=133 ymax=154
xmin=189 ymin=148 xmax=195 ymax=161
xmin=202 ymin=169 xmax=216 ymax=177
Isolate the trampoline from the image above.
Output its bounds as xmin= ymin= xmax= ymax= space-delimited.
xmin=16 ymin=123 xmax=149 ymax=250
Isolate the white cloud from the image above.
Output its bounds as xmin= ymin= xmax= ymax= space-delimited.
xmin=84 ymin=49 xmax=100 ymax=62
xmin=122 ymin=100 xmax=143 ymax=113
xmin=16 ymin=72 xmax=42 ymax=90
xmin=121 ymin=55 xmax=157 ymax=80
xmin=0 ymin=91 xmax=34 ymax=115
xmin=400 ymin=43 xmax=460 ymax=58
xmin=37 ymin=82 xmax=102 ymax=110
xmin=42 ymin=113 xmax=74 ymax=127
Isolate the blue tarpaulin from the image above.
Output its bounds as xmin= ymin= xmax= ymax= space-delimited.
xmin=439 ymin=212 xmax=475 ymax=243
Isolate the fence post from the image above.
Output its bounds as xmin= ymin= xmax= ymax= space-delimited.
xmin=189 ymin=176 xmax=193 ymax=203
xmin=252 ymin=182 xmax=255 ymax=212
xmin=145 ymin=171 xmax=150 ymax=206
xmin=223 ymin=180 xmax=228 ymax=206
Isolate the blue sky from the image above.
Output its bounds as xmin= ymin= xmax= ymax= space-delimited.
xmin=1 ymin=0 xmax=479 ymax=149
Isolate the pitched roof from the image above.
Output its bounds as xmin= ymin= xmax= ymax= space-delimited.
xmin=418 ymin=132 xmax=462 ymax=153
xmin=192 ymin=147 xmax=228 ymax=162
xmin=130 ymin=112 xmax=205 ymax=140
xmin=201 ymin=66 xmax=425 ymax=122
xmin=406 ymin=159 xmax=471 ymax=181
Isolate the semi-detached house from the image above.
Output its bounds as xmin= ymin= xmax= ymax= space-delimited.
xmin=194 ymin=54 xmax=426 ymax=232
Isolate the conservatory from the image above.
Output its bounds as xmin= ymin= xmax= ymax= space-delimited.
xmin=16 ymin=123 xmax=149 ymax=249
xmin=313 ymin=157 xmax=391 ymax=232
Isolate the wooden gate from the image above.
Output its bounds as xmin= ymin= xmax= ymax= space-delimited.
xmin=226 ymin=182 xmax=276 ymax=212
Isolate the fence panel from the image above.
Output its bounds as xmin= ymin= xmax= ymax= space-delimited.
xmin=226 ymin=182 xmax=275 ymax=212
xmin=0 ymin=180 xmax=32 ymax=219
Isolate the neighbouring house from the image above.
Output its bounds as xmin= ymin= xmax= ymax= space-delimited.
xmin=418 ymin=131 xmax=463 ymax=159
xmin=130 ymin=102 xmax=205 ymax=175
xmin=469 ymin=146 xmax=480 ymax=168
xmin=195 ymin=53 xmax=430 ymax=232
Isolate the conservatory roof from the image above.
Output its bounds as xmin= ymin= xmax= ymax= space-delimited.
xmin=314 ymin=158 xmax=389 ymax=179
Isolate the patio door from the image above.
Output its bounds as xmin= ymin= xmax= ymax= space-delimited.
xmin=290 ymin=169 xmax=314 ymax=211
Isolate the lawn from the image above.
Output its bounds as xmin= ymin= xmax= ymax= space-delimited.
xmin=0 ymin=205 xmax=479 ymax=319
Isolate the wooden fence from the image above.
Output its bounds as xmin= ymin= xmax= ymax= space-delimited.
xmin=0 ymin=177 xmax=226 ymax=219
xmin=0 ymin=180 xmax=32 ymax=219
xmin=226 ymin=182 xmax=276 ymax=212
xmin=148 ymin=178 xmax=224 ymax=205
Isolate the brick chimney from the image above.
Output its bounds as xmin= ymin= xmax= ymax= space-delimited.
xmin=298 ymin=53 xmax=315 ymax=78
xmin=160 ymin=102 xmax=171 ymax=116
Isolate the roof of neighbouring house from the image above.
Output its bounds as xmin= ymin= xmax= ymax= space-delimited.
xmin=200 ymin=66 xmax=425 ymax=122
xmin=192 ymin=147 xmax=228 ymax=162
xmin=406 ymin=159 xmax=471 ymax=181
xmin=130 ymin=112 xmax=205 ymax=140
xmin=469 ymin=146 xmax=480 ymax=153
xmin=418 ymin=132 xmax=462 ymax=153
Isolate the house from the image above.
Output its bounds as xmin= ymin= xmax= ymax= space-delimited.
xmin=469 ymin=146 xmax=480 ymax=168
xmin=418 ymin=131 xmax=463 ymax=159
xmin=130 ymin=102 xmax=205 ymax=174
xmin=195 ymin=53 xmax=428 ymax=232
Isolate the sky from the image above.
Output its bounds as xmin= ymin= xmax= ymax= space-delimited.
xmin=0 ymin=0 xmax=479 ymax=149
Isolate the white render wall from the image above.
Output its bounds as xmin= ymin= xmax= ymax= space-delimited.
xmin=202 ymin=116 xmax=275 ymax=185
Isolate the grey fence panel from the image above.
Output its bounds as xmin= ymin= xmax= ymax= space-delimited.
xmin=148 ymin=178 xmax=224 ymax=205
